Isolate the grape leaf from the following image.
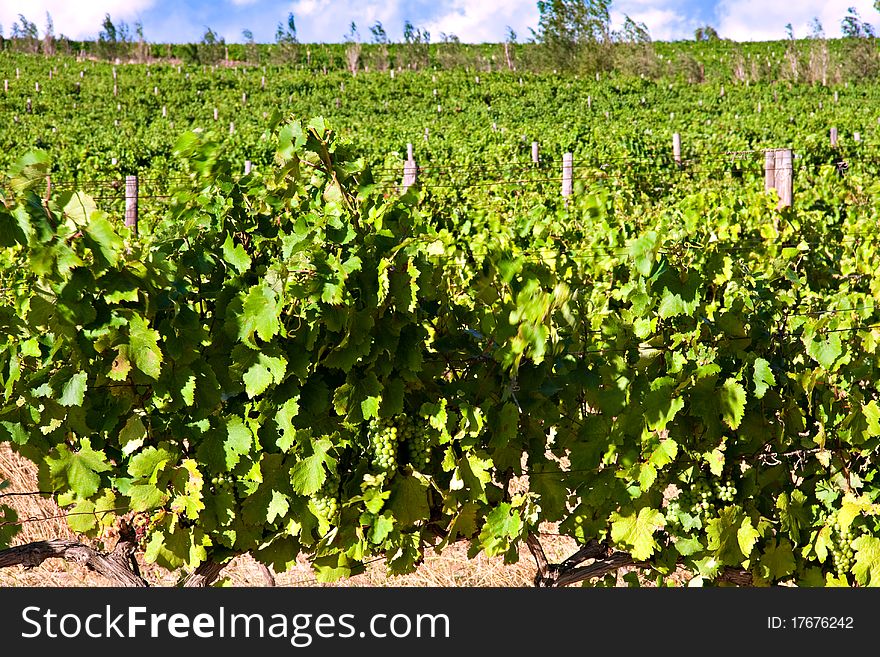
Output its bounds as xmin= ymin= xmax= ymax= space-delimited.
xmin=242 ymin=352 xmax=287 ymax=398
xmin=852 ymin=535 xmax=880 ymax=586
xmin=389 ymin=475 xmax=429 ymax=528
xmin=266 ymin=490 xmax=290 ymax=524
xmin=119 ymin=415 xmax=147 ymax=456
xmin=805 ymin=333 xmax=842 ymax=370
xmin=237 ymin=283 xmax=280 ymax=345
xmin=719 ymin=379 xmax=746 ymax=430
xmin=128 ymin=314 xmax=163 ymax=379
xmin=289 ymin=438 xmax=332 ymax=495
xmin=752 ymin=358 xmax=775 ymax=399
xmin=128 ymin=445 xmax=176 ymax=480
xmin=58 ymin=371 xmax=88 ymax=407
xmin=642 ymin=385 xmax=684 ymax=432
xmin=83 ymin=214 xmax=123 ymax=267
xmin=222 ymin=233 xmax=252 ymax=274
xmin=45 ymin=438 xmax=111 ymax=498
xmin=478 ymin=503 xmax=522 ymax=557
xmin=705 ymin=507 xmax=746 ymax=566
xmin=223 ymin=416 xmax=253 ymax=470
xmin=776 ymin=490 xmax=810 ymax=543
xmin=628 ymin=231 xmax=658 ymax=277
xmin=864 ymin=401 xmax=880 ymax=438
xmin=610 ymin=507 xmax=665 ymax=561
xmin=737 ymin=517 xmax=761 ymax=558
xmin=0 ymin=421 xmax=28 ymax=446
xmin=649 ymin=439 xmax=678 ymax=468
xmin=109 ymin=346 xmax=132 ymax=381
xmin=758 ymin=539 xmax=796 ymax=581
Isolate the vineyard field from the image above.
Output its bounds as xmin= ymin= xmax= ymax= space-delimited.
xmin=3 ymin=42 xmax=880 ymax=588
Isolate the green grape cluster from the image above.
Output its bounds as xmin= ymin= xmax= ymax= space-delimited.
xmin=684 ymin=480 xmax=716 ymax=520
xmin=313 ymin=476 xmax=340 ymax=523
xmin=404 ymin=420 xmax=433 ymax=471
xmin=210 ymin=474 xmax=235 ymax=495
xmin=667 ymin=476 xmax=738 ymax=525
xmin=370 ymin=417 xmax=401 ymax=471
xmin=714 ymin=480 xmax=737 ymax=503
xmin=830 ymin=517 xmax=855 ymax=577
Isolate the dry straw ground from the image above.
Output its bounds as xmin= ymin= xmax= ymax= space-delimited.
xmin=0 ymin=444 xmax=593 ymax=587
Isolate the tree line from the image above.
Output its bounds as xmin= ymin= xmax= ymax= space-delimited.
xmin=2 ymin=2 xmax=880 ymax=84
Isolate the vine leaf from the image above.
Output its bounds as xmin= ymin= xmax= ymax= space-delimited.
xmin=863 ymin=400 xmax=880 ymax=437
xmin=128 ymin=314 xmax=163 ymax=379
xmin=752 ymin=358 xmax=775 ymax=399
xmin=737 ymin=516 xmax=761 ymax=557
xmin=236 ymin=283 xmax=280 ymax=346
xmin=45 ymin=438 xmax=111 ymax=498
xmin=266 ymin=490 xmax=291 ymax=524
xmin=776 ymin=490 xmax=809 ymax=543
xmin=58 ymin=371 xmax=88 ymax=407
xmin=478 ymin=503 xmax=522 ymax=557
xmin=119 ymin=415 xmax=147 ymax=455
xmin=289 ymin=437 xmax=332 ymax=496
xmin=222 ymin=233 xmax=252 ymax=274
xmin=388 ymin=475 xmax=429 ymax=527
xmin=610 ymin=507 xmax=665 ymax=561
xmin=649 ymin=439 xmax=678 ymax=468
xmin=706 ymin=507 xmax=747 ymax=565
xmin=643 ymin=383 xmax=684 ymax=432
xmin=223 ymin=416 xmax=253 ymax=470
xmin=852 ymin=535 xmax=880 ymax=586
xmin=758 ymin=538 xmax=796 ymax=581
xmin=83 ymin=215 xmax=123 ymax=267
xmin=242 ymin=352 xmax=287 ymax=398
xmin=628 ymin=231 xmax=658 ymax=277
xmin=805 ymin=333 xmax=842 ymax=370
xmin=67 ymin=490 xmax=116 ymax=533
xmin=719 ymin=378 xmax=746 ymax=430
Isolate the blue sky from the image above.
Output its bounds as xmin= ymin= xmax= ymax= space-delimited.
xmin=2 ymin=1 xmax=880 ymax=44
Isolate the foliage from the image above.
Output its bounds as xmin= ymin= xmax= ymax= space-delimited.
xmin=5 ymin=38 xmax=880 ymax=586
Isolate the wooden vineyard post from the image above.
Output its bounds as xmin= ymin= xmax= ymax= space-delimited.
xmin=244 ymin=160 xmax=252 ymax=175
xmin=402 ymin=143 xmax=417 ymax=191
xmin=854 ymin=132 xmax=862 ymax=143
xmin=673 ymin=133 xmax=682 ymax=166
xmin=562 ymin=152 xmax=573 ymax=200
xmin=830 ymin=127 xmax=838 ymax=148
xmin=764 ymin=149 xmax=776 ymax=192
xmin=125 ymin=175 xmax=138 ymax=234
xmin=774 ymin=149 xmax=793 ymax=209
xmin=213 ymin=107 xmax=218 ymax=121
xmin=532 ymin=141 xmax=540 ymax=165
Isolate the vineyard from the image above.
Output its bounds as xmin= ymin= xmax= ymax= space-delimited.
xmin=3 ymin=42 xmax=880 ymax=589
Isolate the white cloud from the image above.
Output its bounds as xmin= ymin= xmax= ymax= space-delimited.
xmin=717 ymin=0 xmax=880 ymax=40
xmin=287 ymin=0 xmax=403 ymax=42
xmin=610 ymin=0 xmax=708 ymax=41
xmin=290 ymin=0 xmax=331 ymax=18
xmin=421 ymin=0 xmax=538 ymax=43
xmin=0 ymin=0 xmax=156 ymax=40
xmin=228 ymin=0 xmax=261 ymax=6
